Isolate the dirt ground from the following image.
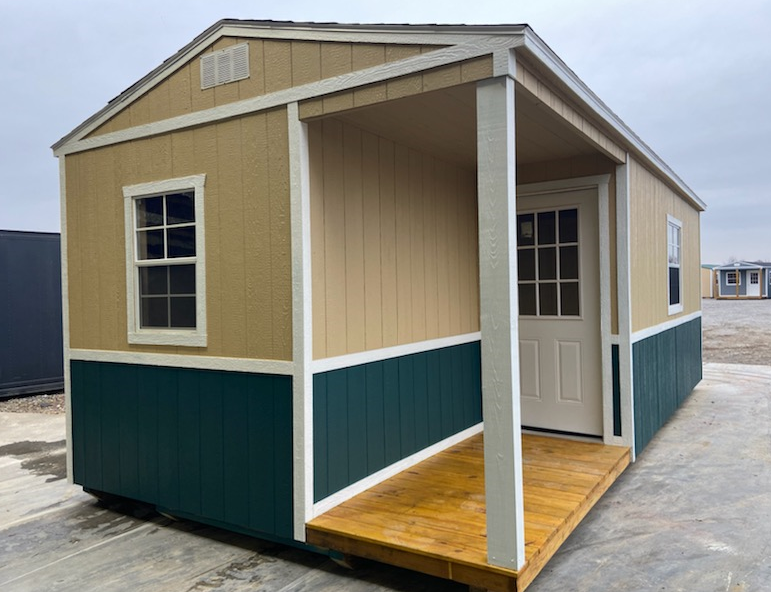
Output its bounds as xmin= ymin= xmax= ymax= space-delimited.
xmin=701 ymin=298 xmax=771 ymax=365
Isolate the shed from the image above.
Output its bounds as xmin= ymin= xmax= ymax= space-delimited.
xmin=714 ymin=261 xmax=771 ymax=299
xmin=0 ymin=230 xmax=64 ymax=398
xmin=52 ymin=20 xmax=705 ymax=591
xmin=701 ymin=264 xmax=718 ymax=298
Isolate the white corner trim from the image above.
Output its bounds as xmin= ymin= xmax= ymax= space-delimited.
xmin=310 ymin=332 xmax=481 ymax=374
xmin=122 ymin=174 xmax=207 ymax=348
xmin=58 ymin=157 xmax=73 ymax=484
xmin=69 ymin=349 xmax=295 ymax=375
xmin=597 ymin=178 xmax=614 ymax=446
xmin=631 ymin=310 xmax=702 ymax=344
xmin=55 ymin=35 xmax=522 ymax=157
xmin=311 ymin=423 xmax=484 ymax=518
xmin=288 ymin=102 xmax=314 ymax=542
xmin=615 ymin=161 xmax=635 ymax=457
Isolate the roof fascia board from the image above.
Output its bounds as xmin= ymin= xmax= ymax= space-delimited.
xmin=520 ymin=29 xmax=706 ymax=211
xmin=219 ymin=23 xmax=503 ymax=45
xmin=54 ymin=34 xmax=524 ymax=157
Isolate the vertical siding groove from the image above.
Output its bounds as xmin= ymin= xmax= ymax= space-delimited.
xmin=313 ymin=341 xmax=482 ymax=502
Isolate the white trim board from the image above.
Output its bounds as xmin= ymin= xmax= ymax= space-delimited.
xmin=311 ymin=332 xmax=481 ymax=374
xmin=288 ymin=102 xmax=314 ymax=542
xmin=54 ymin=35 xmax=521 ymax=157
xmin=58 ymin=157 xmax=73 ymax=483
xmin=311 ymin=423 xmax=483 ymax=518
xmin=69 ymin=349 xmax=294 ymax=376
xmin=615 ymin=161 xmax=635 ymax=455
xmin=631 ymin=311 xmax=702 ymax=344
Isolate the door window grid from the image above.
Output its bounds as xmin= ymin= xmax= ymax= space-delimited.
xmin=517 ymin=207 xmax=580 ymax=317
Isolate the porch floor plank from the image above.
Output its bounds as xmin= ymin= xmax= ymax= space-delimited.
xmin=307 ymin=433 xmax=630 ymax=592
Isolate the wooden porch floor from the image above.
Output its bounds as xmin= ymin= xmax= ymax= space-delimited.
xmin=307 ymin=433 xmax=630 ymax=592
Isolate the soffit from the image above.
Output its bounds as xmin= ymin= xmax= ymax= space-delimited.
xmin=334 ymin=82 xmax=600 ymax=169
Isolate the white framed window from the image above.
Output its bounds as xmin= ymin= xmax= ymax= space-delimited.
xmin=122 ymin=175 xmax=207 ymax=346
xmin=725 ymin=271 xmax=740 ymax=285
xmin=667 ymin=215 xmax=683 ymax=315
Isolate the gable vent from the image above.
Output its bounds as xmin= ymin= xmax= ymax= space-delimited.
xmin=200 ymin=43 xmax=249 ymax=90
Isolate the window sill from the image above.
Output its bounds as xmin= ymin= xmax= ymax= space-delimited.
xmin=128 ymin=331 xmax=207 ymax=347
xmin=667 ymin=304 xmax=684 ymax=316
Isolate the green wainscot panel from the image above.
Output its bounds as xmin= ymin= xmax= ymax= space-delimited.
xmin=313 ymin=341 xmax=483 ymax=502
xmin=633 ymin=316 xmax=702 ymax=455
xmin=70 ymin=361 xmax=293 ymax=540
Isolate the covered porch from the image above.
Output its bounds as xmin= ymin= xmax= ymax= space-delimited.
xmin=307 ymin=433 xmax=630 ymax=592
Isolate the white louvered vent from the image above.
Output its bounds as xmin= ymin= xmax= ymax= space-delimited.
xmin=200 ymin=43 xmax=249 ymax=90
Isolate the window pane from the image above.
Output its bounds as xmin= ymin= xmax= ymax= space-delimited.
xmin=141 ymin=297 xmax=168 ymax=328
xmin=167 ymin=227 xmax=196 ymax=258
xmin=559 ymin=209 xmax=578 ymax=243
xmin=517 ymin=214 xmax=535 ymax=247
xmin=139 ymin=266 xmax=168 ymax=295
xmin=538 ymin=247 xmax=557 ymax=280
xmin=518 ymin=249 xmax=536 ymax=281
xmin=539 ymin=283 xmax=558 ymax=316
xmin=137 ymin=229 xmax=165 ymax=259
xmin=559 ymin=246 xmax=579 ymax=280
xmin=537 ymin=211 xmax=556 ymax=245
xmin=560 ymin=282 xmax=580 ymax=316
xmin=169 ymin=264 xmax=196 ymax=294
xmin=136 ymin=196 xmax=164 ymax=228
xmin=170 ymin=296 xmax=196 ymax=328
xmin=518 ymin=284 xmax=536 ymax=316
xmin=669 ymin=267 xmax=681 ymax=305
xmin=166 ymin=192 xmax=195 ymax=225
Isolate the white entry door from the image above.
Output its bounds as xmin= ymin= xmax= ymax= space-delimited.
xmin=516 ymin=188 xmax=603 ymax=436
xmin=748 ymin=271 xmax=760 ymax=297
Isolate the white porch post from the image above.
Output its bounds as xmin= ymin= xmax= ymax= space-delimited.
xmin=476 ymin=73 xmax=525 ymax=570
xmin=288 ymin=102 xmax=314 ymax=541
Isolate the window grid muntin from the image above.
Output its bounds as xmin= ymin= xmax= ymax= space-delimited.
xmin=517 ymin=206 xmax=580 ymax=318
xmin=134 ymin=191 xmax=197 ymax=329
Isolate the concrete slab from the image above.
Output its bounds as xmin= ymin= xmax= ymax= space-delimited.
xmin=527 ymin=363 xmax=771 ymax=591
xmin=1 ymin=363 xmax=770 ymax=591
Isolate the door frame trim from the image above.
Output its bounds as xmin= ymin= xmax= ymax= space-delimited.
xmin=517 ymin=175 xmax=613 ymax=444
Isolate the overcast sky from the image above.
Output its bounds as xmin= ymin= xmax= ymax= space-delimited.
xmin=1 ymin=0 xmax=768 ymax=264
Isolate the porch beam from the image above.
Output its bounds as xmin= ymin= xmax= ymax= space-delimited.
xmin=476 ymin=73 xmax=525 ymax=570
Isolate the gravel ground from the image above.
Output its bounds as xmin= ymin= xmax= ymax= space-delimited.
xmin=0 ymin=392 xmax=65 ymax=414
xmin=0 ymin=299 xmax=767 ymax=415
xmin=701 ymin=297 xmax=771 ymax=365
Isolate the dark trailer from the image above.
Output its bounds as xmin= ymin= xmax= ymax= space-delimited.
xmin=0 ymin=230 xmax=64 ymax=398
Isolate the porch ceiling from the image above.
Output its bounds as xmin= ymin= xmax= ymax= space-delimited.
xmin=333 ymin=82 xmax=601 ymax=169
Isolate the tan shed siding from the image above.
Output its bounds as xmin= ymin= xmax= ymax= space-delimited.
xmin=66 ymin=110 xmax=292 ymax=360
xmin=87 ymin=39 xmax=445 ymax=138
xmin=299 ymin=55 xmax=493 ymax=119
xmin=310 ymin=118 xmax=479 ymax=360
xmin=629 ymin=157 xmax=701 ymax=332
xmin=518 ymin=155 xmax=619 ymax=335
